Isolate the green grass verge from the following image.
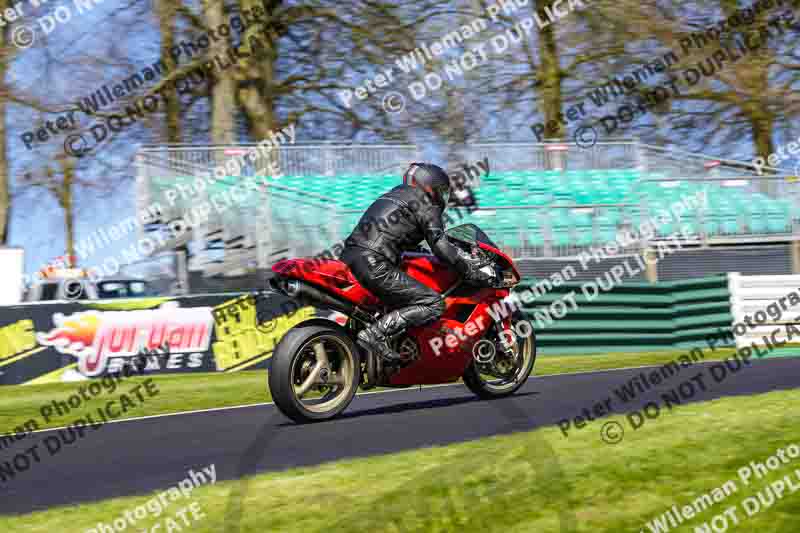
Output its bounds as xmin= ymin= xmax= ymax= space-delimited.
xmin=4 ymin=384 xmax=799 ymax=531
xmin=534 ymin=348 xmax=735 ymax=376
xmin=0 ymin=349 xmax=740 ymax=434
xmin=0 ymin=372 xmax=272 ymax=435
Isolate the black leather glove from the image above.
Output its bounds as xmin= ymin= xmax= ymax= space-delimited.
xmin=456 ymin=250 xmax=495 ymax=285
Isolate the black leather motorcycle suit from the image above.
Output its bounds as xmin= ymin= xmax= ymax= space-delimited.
xmin=341 ymin=184 xmax=477 ymax=355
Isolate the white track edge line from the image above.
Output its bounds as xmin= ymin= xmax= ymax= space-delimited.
xmin=11 ymin=356 xmax=799 ymax=437
xmin=12 ymin=382 xmax=459 ymax=437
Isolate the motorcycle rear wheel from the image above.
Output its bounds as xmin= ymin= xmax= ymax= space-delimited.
xmin=269 ymin=321 xmax=360 ymax=423
xmin=462 ymin=311 xmax=536 ymax=399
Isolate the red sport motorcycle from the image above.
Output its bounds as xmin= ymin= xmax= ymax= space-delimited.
xmin=266 ymin=223 xmax=536 ymax=423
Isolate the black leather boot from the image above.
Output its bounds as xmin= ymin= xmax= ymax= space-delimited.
xmin=356 ymin=310 xmax=411 ymax=362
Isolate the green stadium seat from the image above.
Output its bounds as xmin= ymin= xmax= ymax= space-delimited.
xmin=749 ymin=213 xmax=768 ymax=233
xmin=597 ymin=224 xmax=618 ymax=243
xmin=526 ymin=192 xmax=550 ymax=205
xmin=551 ymin=229 xmax=571 ymax=246
xmin=701 ymin=216 xmax=720 ymax=235
xmin=602 ymin=207 xmax=622 ymax=225
xmin=527 ymin=230 xmax=545 ymax=247
xmin=570 ymin=211 xmax=593 ymax=246
xmin=721 ymin=218 xmax=740 ymax=234
xmin=501 ymin=228 xmax=523 ymax=247
xmin=573 ymin=188 xmax=593 ymax=205
xmin=551 ymin=185 xmax=574 ymax=203
xmin=767 ymin=208 xmax=789 ymax=232
xmin=504 ymin=188 xmax=528 ymax=204
xmin=620 ymin=206 xmax=639 ymax=228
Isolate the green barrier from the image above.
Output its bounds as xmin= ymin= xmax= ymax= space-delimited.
xmin=515 ymin=274 xmax=733 ymax=355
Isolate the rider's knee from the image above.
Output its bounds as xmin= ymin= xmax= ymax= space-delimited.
xmin=426 ymin=295 xmax=445 ymax=318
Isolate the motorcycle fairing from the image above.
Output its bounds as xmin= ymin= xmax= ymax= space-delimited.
xmin=386 ymin=287 xmax=511 ymax=386
xmin=272 ymin=250 xmax=517 ymax=386
xmin=273 ymin=257 xmax=380 ymax=308
xmin=272 ymin=254 xmax=461 ymax=310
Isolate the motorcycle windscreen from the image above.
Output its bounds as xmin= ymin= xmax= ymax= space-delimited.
xmin=446 ymin=222 xmax=517 ymax=274
xmin=445 ymin=223 xmax=498 ymax=249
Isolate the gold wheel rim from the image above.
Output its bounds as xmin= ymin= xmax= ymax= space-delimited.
xmin=477 ymin=328 xmax=534 ymax=393
xmin=290 ymin=335 xmax=356 ymax=414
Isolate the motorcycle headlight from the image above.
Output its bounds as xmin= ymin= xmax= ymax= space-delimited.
xmin=499 ymin=269 xmax=519 ymax=288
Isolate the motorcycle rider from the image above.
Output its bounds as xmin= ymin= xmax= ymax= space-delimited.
xmin=341 ymin=162 xmax=494 ymax=363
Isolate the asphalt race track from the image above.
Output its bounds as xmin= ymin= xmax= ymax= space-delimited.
xmin=2 ymin=356 xmax=800 ymax=515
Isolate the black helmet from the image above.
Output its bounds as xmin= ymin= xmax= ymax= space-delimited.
xmin=402 ymin=162 xmax=451 ymax=209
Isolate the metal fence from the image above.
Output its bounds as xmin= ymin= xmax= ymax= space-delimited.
xmin=136 ymin=142 xmax=419 ymax=176
xmin=637 ymin=143 xmax=798 ymax=199
xmin=277 ymin=143 xmax=419 ymax=176
xmin=464 ymin=139 xmax=643 ymax=172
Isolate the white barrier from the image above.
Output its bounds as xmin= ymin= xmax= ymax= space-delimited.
xmin=728 ymin=272 xmax=800 ymax=349
xmin=0 ymin=248 xmax=24 ymax=305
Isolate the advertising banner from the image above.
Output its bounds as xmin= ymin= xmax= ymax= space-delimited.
xmin=0 ymin=293 xmax=316 ymax=385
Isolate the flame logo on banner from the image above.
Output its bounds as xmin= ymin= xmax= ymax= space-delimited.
xmin=37 ymin=312 xmax=101 ymax=357
xmin=37 ymin=303 xmax=214 ymax=376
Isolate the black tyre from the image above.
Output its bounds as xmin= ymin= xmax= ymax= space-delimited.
xmin=269 ymin=321 xmax=360 ymax=423
xmin=463 ymin=311 xmax=536 ymax=399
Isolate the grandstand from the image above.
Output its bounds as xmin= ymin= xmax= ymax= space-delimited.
xmin=135 ymin=140 xmax=800 ymax=290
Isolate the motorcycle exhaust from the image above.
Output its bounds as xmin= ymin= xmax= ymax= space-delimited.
xmin=272 ymin=278 xmax=373 ymax=324
xmin=280 ymin=278 xmax=355 ymax=315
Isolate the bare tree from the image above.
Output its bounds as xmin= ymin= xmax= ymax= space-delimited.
xmin=0 ymin=0 xmax=17 ymax=243
xmin=564 ymin=0 xmax=799 ymax=161
xmin=20 ymin=154 xmax=79 ymax=265
xmin=157 ymin=0 xmax=183 ymax=143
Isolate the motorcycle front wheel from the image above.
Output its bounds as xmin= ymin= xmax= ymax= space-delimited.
xmin=462 ymin=311 xmax=536 ymax=399
xmin=269 ymin=321 xmax=360 ymax=423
